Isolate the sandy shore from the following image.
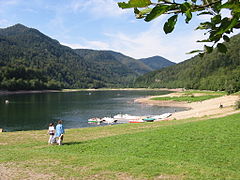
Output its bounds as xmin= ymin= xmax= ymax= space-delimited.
xmin=135 ymin=93 xmax=240 ymax=120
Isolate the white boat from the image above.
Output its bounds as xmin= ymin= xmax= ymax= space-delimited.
xmin=114 ymin=114 xmax=148 ymax=123
xmin=88 ymin=118 xmax=103 ymax=124
xmin=101 ymin=117 xmax=118 ymax=124
xmin=114 ymin=114 xmax=141 ymax=120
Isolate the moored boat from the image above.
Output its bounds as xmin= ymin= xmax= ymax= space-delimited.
xmin=143 ymin=118 xmax=155 ymax=122
xmin=101 ymin=117 xmax=118 ymax=124
xmin=129 ymin=119 xmax=144 ymax=123
xmin=88 ymin=118 xmax=102 ymax=124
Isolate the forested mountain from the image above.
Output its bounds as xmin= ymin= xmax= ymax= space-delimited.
xmin=74 ymin=49 xmax=152 ymax=75
xmin=0 ymin=24 xmax=173 ymax=90
xmin=139 ymin=56 xmax=176 ymax=71
xmin=0 ymin=24 xmax=104 ymax=90
xmin=135 ymin=34 xmax=240 ymax=93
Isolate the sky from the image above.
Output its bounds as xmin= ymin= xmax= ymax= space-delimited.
xmin=0 ymin=0 xmax=239 ymax=63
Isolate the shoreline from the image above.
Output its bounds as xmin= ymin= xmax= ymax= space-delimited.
xmin=135 ymin=93 xmax=240 ymax=120
xmin=0 ymin=88 xmax=182 ymax=96
xmin=0 ymin=90 xmax=61 ymax=95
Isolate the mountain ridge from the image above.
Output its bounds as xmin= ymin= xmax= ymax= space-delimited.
xmin=139 ymin=56 xmax=176 ymax=70
xmin=0 ymin=24 xmax=174 ymax=90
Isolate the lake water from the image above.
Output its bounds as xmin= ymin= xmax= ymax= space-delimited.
xmin=0 ymin=90 xmax=186 ymax=132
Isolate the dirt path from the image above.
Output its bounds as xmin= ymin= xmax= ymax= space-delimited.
xmin=135 ymin=93 xmax=240 ymax=120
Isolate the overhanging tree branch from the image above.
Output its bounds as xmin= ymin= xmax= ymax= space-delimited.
xmin=118 ymin=0 xmax=240 ymax=56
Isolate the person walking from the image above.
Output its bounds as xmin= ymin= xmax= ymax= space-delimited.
xmin=47 ymin=123 xmax=55 ymax=144
xmin=55 ymin=120 xmax=65 ymax=145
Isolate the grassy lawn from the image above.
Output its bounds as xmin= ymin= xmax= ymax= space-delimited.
xmin=1 ymin=113 xmax=240 ymax=179
xmin=150 ymin=90 xmax=227 ymax=103
xmin=150 ymin=95 xmax=222 ymax=102
xmin=180 ymin=90 xmax=227 ymax=96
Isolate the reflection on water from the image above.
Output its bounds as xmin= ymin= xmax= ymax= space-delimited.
xmin=0 ymin=90 xmax=186 ymax=132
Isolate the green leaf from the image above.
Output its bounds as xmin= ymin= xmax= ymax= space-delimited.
xmin=185 ymin=10 xmax=192 ymax=23
xmin=204 ymin=45 xmax=213 ymax=53
xmin=145 ymin=5 xmax=169 ymax=22
xmin=139 ymin=8 xmax=152 ymax=15
xmin=135 ymin=7 xmax=152 ymax=19
xmin=197 ymin=11 xmax=214 ymax=16
xmin=215 ymin=17 xmax=239 ymax=36
xmin=211 ymin=15 xmax=221 ymax=24
xmin=195 ymin=22 xmax=213 ymax=30
xmin=187 ymin=50 xmax=203 ymax=54
xmin=118 ymin=0 xmax=152 ymax=9
xmin=180 ymin=2 xmax=191 ymax=13
xmin=134 ymin=7 xmax=140 ymax=14
xmin=217 ymin=43 xmax=227 ymax=53
xmin=223 ymin=35 xmax=230 ymax=42
xmin=221 ymin=1 xmax=240 ymax=10
xmin=163 ymin=15 xmax=178 ymax=34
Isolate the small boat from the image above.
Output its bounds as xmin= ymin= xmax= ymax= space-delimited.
xmin=88 ymin=118 xmax=102 ymax=124
xmin=114 ymin=114 xmax=139 ymax=120
xmin=129 ymin=119 xmax=144 ymax=123
xmin=143 ymin=118 xmax=155 ymax=122
xmin=101 ymin=117 xmax=118 ymax=124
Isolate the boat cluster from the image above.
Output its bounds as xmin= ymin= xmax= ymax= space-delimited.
xmin=88 ymin=113 xmax=172 ymax=125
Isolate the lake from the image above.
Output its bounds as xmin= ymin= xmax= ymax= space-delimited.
xmin=0 ymin=90 xmax=186 ymax=132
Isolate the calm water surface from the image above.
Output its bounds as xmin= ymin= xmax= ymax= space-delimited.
xmin=0 ymin=90 xmax=186 ymax=131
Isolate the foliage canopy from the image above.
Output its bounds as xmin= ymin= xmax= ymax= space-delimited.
xmin=118 ymin=0 xmax=240 ymax=55
xmin=134 ymin=33 xmax=240 ymax=93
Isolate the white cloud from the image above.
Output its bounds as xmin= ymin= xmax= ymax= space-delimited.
xmin=61 ymin=42 xmax=88 ymax=49
xmin=0 ymin=19 xmax=10 ymax=27
xmin=0 ymin=0 xmax=22 ymax=14
xmin=62 ymin=20 xmax=206 ymax=63
xmin=0 ymin=0 xmax=21 ymax=6
xmin=61 ymin=40 xmax=110 ymax=50
xmin=69 ymin=0 xmax=129 ymax=18
xmin=101 ymin=19 xmax=206 ymax=62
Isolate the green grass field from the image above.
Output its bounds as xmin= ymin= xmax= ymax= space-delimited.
xmin=150 ymin=90 xmax=226 ymax=103
xmin=151 ymin=95 xmax=222 ymax=102
xmin=1 ymin=113 xmax=240 ymax=179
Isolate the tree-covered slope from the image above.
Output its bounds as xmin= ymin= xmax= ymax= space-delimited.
xmin=139 ymin=56 xmax=176 ymax=71
xmin=135 ymin=34 xmax=240 ymax=93
xmin=0 ymin=24 xmax=107 ymax=90
xmin=0 ymin=24 xmax=175 ymax=91
xmin=74 ymin=49 xmax=148 ymax=77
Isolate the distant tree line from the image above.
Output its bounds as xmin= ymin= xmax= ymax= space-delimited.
xmin=134 ymin=34 xmax=240 ymax=94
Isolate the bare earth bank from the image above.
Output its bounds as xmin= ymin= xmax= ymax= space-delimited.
xmin=135 ymin=93 xmax=240 ymax=120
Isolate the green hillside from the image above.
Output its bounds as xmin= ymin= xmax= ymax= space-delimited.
xmin=0 ymin=24 xmax=106 ymax=90
xmin=139 ymin=56 xmax=176 ymax=70
xmin=0 ymin=24 xmax=175 ymax=91
xmin=135 ymin=33 xmax=240 ymax=93
xmin=75 ymin=49 xmax=152 ymax=75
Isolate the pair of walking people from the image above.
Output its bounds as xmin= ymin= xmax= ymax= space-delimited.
xmin=48 ymin=120 xmax=65 ymax=145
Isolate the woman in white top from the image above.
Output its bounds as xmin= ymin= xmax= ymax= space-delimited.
xmin=48 ymin=123 xmax=55 ymax=144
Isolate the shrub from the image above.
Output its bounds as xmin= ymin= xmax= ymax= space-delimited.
xmin=235 ymin=99 xmax=240 ymax=110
